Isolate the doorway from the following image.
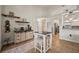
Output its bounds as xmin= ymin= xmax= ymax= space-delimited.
xmin=54 ymin=23 xmax=59 ymax=35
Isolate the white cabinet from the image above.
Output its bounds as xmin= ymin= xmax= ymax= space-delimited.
xmin=21 ymin=32 xmax=26 ymax=42
xmin=68 ymin=30 xmax=79 ymax=43
xmin=61 ymin=29 xmax=72 ymax=40
xmin=15 ymin=31 xmax=33 ymax=43
xmin=28 ymin=32 xmax=33 ymax=39
xmin=26 ymin=31 xmax=33 ymax=40
xmin=71 ymin=34 xmax=79 ymax=43
xmin=15 ymin=33 xmax=21 ymax=43
xmin=60 ymin=12 xmax=79 ymax=43
xmin=25 ymin=32 xmax=28 ymax=40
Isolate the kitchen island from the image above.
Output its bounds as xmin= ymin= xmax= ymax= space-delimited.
xmin=34 ymin=32 xmax=52 ymax=53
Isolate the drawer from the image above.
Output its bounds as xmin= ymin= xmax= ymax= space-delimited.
xmin=30 ymin=34 xmax=33 ymax=38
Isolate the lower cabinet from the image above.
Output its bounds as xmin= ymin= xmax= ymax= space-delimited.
xmin=26 ymin=32 xmax=33 ymax=40
xmin=60 ymin=30 xmax=71 ymax=40
xmin=26 ymin=32 xmax=29 ymax=40
xmin=21 ymin=32 xmax=26 ymax=42
xmin=15 ymin=33 xmax=21 ymax=43
xmin=60 ymin=30 xmax=79 ymax=43
xmin=15 ymin=31 xmax=33 ymax=43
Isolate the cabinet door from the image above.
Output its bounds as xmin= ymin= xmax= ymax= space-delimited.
xmin=21 ymin=32 xmax=25 ymax=41
xmin=27 ymin=32 xmax=33 ymax=39
xmin=70 ymin=30 xmax=79 ymax=43
xmin=25 ymin=32 xmax=27 ymax=40
xmin=61 ymin=30 xmax=71 ymax=40
xmin=25 ymin=32 xmax=33 ymax=40
xmin=26 ymin=32 xmax=29 ymax=39
xmin=29 ymin=32 xmax=33 ymax=39
xmin=15 ymin=33 xmax=21 ymax=43
xmin=25 ymin=32 xmax=29 ymax=40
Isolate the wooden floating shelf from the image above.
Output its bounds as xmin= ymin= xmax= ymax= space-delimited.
xmin=1 ymin=14 xmax=20 ymax=19
xmin=15 ymin=21 xmax=29 ymax=23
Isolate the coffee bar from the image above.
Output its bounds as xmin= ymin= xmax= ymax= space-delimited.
xmin=14 ymin=23 xmax=33 ymax=43
xmin=1 ymin=13 xmax=33 ymax=46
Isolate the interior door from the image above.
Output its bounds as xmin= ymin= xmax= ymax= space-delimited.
xmin=54 ymin=23 xmax=59 ymax=35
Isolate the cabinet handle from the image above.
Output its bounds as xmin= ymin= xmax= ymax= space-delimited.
xmin=17 ymin=39 xmax=19 ymax=40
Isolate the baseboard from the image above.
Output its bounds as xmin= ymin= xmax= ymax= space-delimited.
xmin=60 ymin=38 xmax=79 ymax=44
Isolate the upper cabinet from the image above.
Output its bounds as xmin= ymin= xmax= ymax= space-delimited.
xmin=62 ymin=10 xmax=79 ymax=30
xmin=71 ymin=21 xmax=79 ymax=26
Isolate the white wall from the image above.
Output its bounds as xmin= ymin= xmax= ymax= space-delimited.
xmin=1 ymin=5 xmax=52 ymax=45
xmin=1 ymin=5 xmax=77 ymax=31
xmin=1 ymin=5 xmax=52 ymax=33
xmin=2 ymin=5 xmax=51 ymax=29
xmin=0 ymin=6 xmax=1 ymax=51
